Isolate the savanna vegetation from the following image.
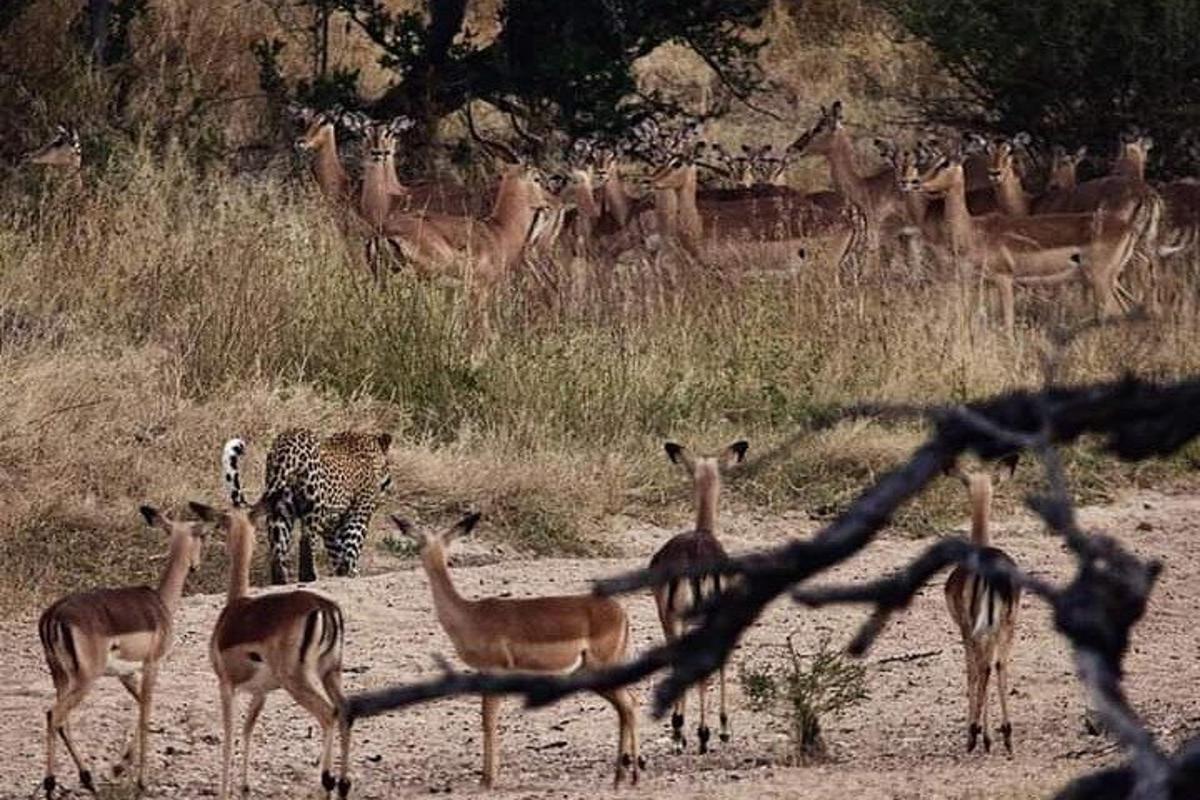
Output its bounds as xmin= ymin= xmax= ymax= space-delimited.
xmin=2 ymin=0 xmax=1199 ymax=616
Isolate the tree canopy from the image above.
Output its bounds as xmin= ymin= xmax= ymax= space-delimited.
xmin=886 ymin=0 xmax=1200 ymax=177
xmin=259 ymin=0 xmax=770 ymax=141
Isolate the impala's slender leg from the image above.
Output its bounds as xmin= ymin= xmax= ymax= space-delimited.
xmin=113 ymin=672 xmax=142 ymax=776
xmin=962 ymin=638 xmax=981 ymax=752
xmin=219 ymin=681 xmax=235 ymax=800
xmin=996 ymin=618 xmax=1018 ymax=754
xmin=975 ymin=648 xmax=994 ymax=754
xmin=481 ymin=695 xmax=501 ymax=788
xmin=135 ymin=659 xmax=159 ymax=790
xmin=283 ymin=671 xmax=339 ymax=796
xmin=599 ymin=687 xmax=639 ymax=787
xmin=696 ymin=673 xmax=712 ymax=754
xmin=322 ymin=670 xmax=352 ymax=799
xmin=240 ymin=693 xmax=267 ymax=797
xmin=48 ymin=682 xmax=95 ymax=794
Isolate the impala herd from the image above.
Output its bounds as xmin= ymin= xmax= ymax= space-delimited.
xmin=20 ymin=98 xmax=1197 ymax=797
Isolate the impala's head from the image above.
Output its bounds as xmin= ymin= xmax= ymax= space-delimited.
xmin=1048 ymin=144 xmax=1087 ymax=189
xmin=592 ymin=144 xmax=620 ymax=185
xmin=390 ymin=512 xmax=482 ymax=560
xmin=363 ymin=116 xmax=414 ymax=165
xmin=987 ymin=132 xmax=1030 ymax=185
xmin=665 ymin=441 xmax=748 ymax=487
xmin=919 ymin=152 xmax=967 ymax=195
xmin=139 ymin=504 xmax=212 ymax=573
xmin=187 ymin=493 xmax=278 ymax=568
xmin=887 ymin=142 xmax=930 ymax=193
xmin=294 ymin=107 xmax=339 ymax=152
xmin=26 ymin=124 xmax=81 ymax=169
xmin=1117 ymin=129 xmax=1153 ymax=177
xmin=789 ymin=100 xmax=844 ymax=157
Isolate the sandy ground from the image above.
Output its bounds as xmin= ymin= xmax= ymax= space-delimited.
xmin=2 ymin=490 xmax=1199 ymax=800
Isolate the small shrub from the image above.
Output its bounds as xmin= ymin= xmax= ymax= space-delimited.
xmin=740 ymin=634 xmax=869 ymax=764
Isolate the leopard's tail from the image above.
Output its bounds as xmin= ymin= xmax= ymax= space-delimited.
xmin=222 ymin=438 xmax=249 ymax=508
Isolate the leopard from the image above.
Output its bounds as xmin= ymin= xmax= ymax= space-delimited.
xmin=222 ymin=428 xmax=393 ymax=584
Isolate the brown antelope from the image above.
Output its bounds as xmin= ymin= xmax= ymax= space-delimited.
xmin=920 ymin=150 xmax=1145 ymax=333
xmin=986 ymin=133 xmax=1034 ymax=216
xmin=192 ymin=495 xmax=352 ymax=800
xmin=1033 ymin=133 xmax=1163 ymax=308
xmin=291 ymin=105 xmax=353 ymax=204
xmin=38 ymin=505 xmax=209 ymax=798
xmin=944 ymin=459 xmax=1021 ymax=755
xmin=651 ymin=440 xmax=747 ymax=754
xmin=390 ymin=513 xmax=640 ymax=788
xmin=25 ymin=124 xmax=83 ymax=191
xmin=790 ymin=101 xmax=911 ymax=255
xmin=1113 ymin=130 xmax=1153 ymax=180
xmin=1047 ymin=145 xmax=1087 ymax=192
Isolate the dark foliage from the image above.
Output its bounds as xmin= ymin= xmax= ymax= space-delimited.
xmin=884 ymin=0 xmax=1200 ymax=178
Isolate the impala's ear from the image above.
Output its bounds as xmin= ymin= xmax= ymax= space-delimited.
xmin=140 ymin=505 xmax=170 ymax=532
xmin=995 ymin=452 xmax=1020 ymax=483
xmin=1012 ymin=131 xmax=1032 ymax=148
xmin=721 ymin=440 xmax=749 ymax=468
xmin=942 ymin=462 xmax=970 ymax=488
xmin=1143 ymin=135 xmax=1155 ymax=151
xmin=830 ymin=100 xmax=843 ymax=121
xmin=448 ymin=512 xmax=482 ymax=542
xmin=188 ymin=501 xmax=223 ymax=524
xmin=664 ymin=441 xmax=697 ymax=474
xmin=1075 ymin=145 xmax=1088 ymax=161
xmin=391 ymin=514 xmax=417 ymax=539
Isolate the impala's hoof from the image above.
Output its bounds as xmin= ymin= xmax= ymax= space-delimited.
xmin=1000 ymin=723 xmax=1013 ymax=754
xmin=42 ymin=775 xmax=56 ymax=798
xmin=719 ymin=712 xmax=730 ymax=743
xmin=698 ymin=725 xmax=711 ymax=754
xmin=337 ymin=777 xmax=352 ymax=798
xmin=967 ymin=723 xmax=982 ymax=753
xmin=322 ymin=771 xmax=336 ymax=792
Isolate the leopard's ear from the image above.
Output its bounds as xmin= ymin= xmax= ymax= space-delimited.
xmin=376 ymin=432 xmax=393 ymax=452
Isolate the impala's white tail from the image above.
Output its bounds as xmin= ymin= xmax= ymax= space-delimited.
xmin=222 ymin=438 xmax=248 ymax=508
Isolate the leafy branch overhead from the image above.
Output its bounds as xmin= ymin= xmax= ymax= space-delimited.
xmin=263 ymin=0 xmax=771 ymax=137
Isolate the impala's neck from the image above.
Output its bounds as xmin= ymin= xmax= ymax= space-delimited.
xmin=227 ymin=523 xmax=254 ymax=603
xmin=940 ymin=169 xmax=976 ymax=257
xmin=312 ymin=135 xmax=349 ymax=201
xmin=1114 ymin=150 xmax=1146 ymax=180
xmin=420 ymin=543 xmax=469 ymax=635
xmin=491 ymin=171 xmax=538 ymax=265
xmin=602 ymin=176 xmax=633 ymax=225
xmin=826 ymin=131 xmax=865 ymax=203
xmin=156 ymin=532 xmax=193 ymax=616
xmin=571 ymin=177 xmax=601 ymax=220
xmin=677 ymin=166 xmax=701 ymax=236
xmin=360 ymin=159 xmax=391 ymax=229
xmin=1048 ymin=167 xmax=1076 ymax=192
xmin=994 ymin=170 xmax=1030 ymax=216
xmin=694 ymin=463 xmax=721 ymax=533
xmin=384 ymin=152 xmax=408 ymax=196
xmin=967 ymin=474 xmax=993 ymax=547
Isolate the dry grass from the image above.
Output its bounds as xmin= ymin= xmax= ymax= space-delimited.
xmin=4 ymin=149 xmax=1200 ymax=615
xmin=3 ymin=1 xmax=1200 ymax=616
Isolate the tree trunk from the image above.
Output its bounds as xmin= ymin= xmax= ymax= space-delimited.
xmin=86 ymin=0 xmax=110 ymax=66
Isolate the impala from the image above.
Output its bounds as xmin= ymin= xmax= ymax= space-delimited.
xmin=39 ymin=506 xmax=208 ymax=798
xmin=391 ymin=513 xmax=641 ymax=788
xmin=25 ymin=124 xmax=83 ymax=190
xmin=944 ymin=459 xmax=1021 ymax=755
xmin=291 ymin=104 xmax=354 ymax=204
xmin=651 ymin=440 xmax=747 ymax=753
xmin=920 ymin=150 xmax=1146 ymax=333
xmin=192 ymin=494 xmax=352 ymax=800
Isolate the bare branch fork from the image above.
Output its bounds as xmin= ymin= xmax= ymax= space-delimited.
xmin=345 ymin=375 xmax=1200 ymax=799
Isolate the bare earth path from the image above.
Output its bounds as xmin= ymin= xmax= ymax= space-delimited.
xmin=2 ymin=490 xmax=1198 ymax=800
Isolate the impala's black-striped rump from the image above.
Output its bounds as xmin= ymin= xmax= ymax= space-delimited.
xmin=39 ymin=587 xmax=168 ymax=682
xmin=650 ymin=529 xmax=730 ymax=615
xmin=949 ymin=546 xmax=1019 ymax=636
xmin=215 ymin=590 xmax=343 ymax=662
